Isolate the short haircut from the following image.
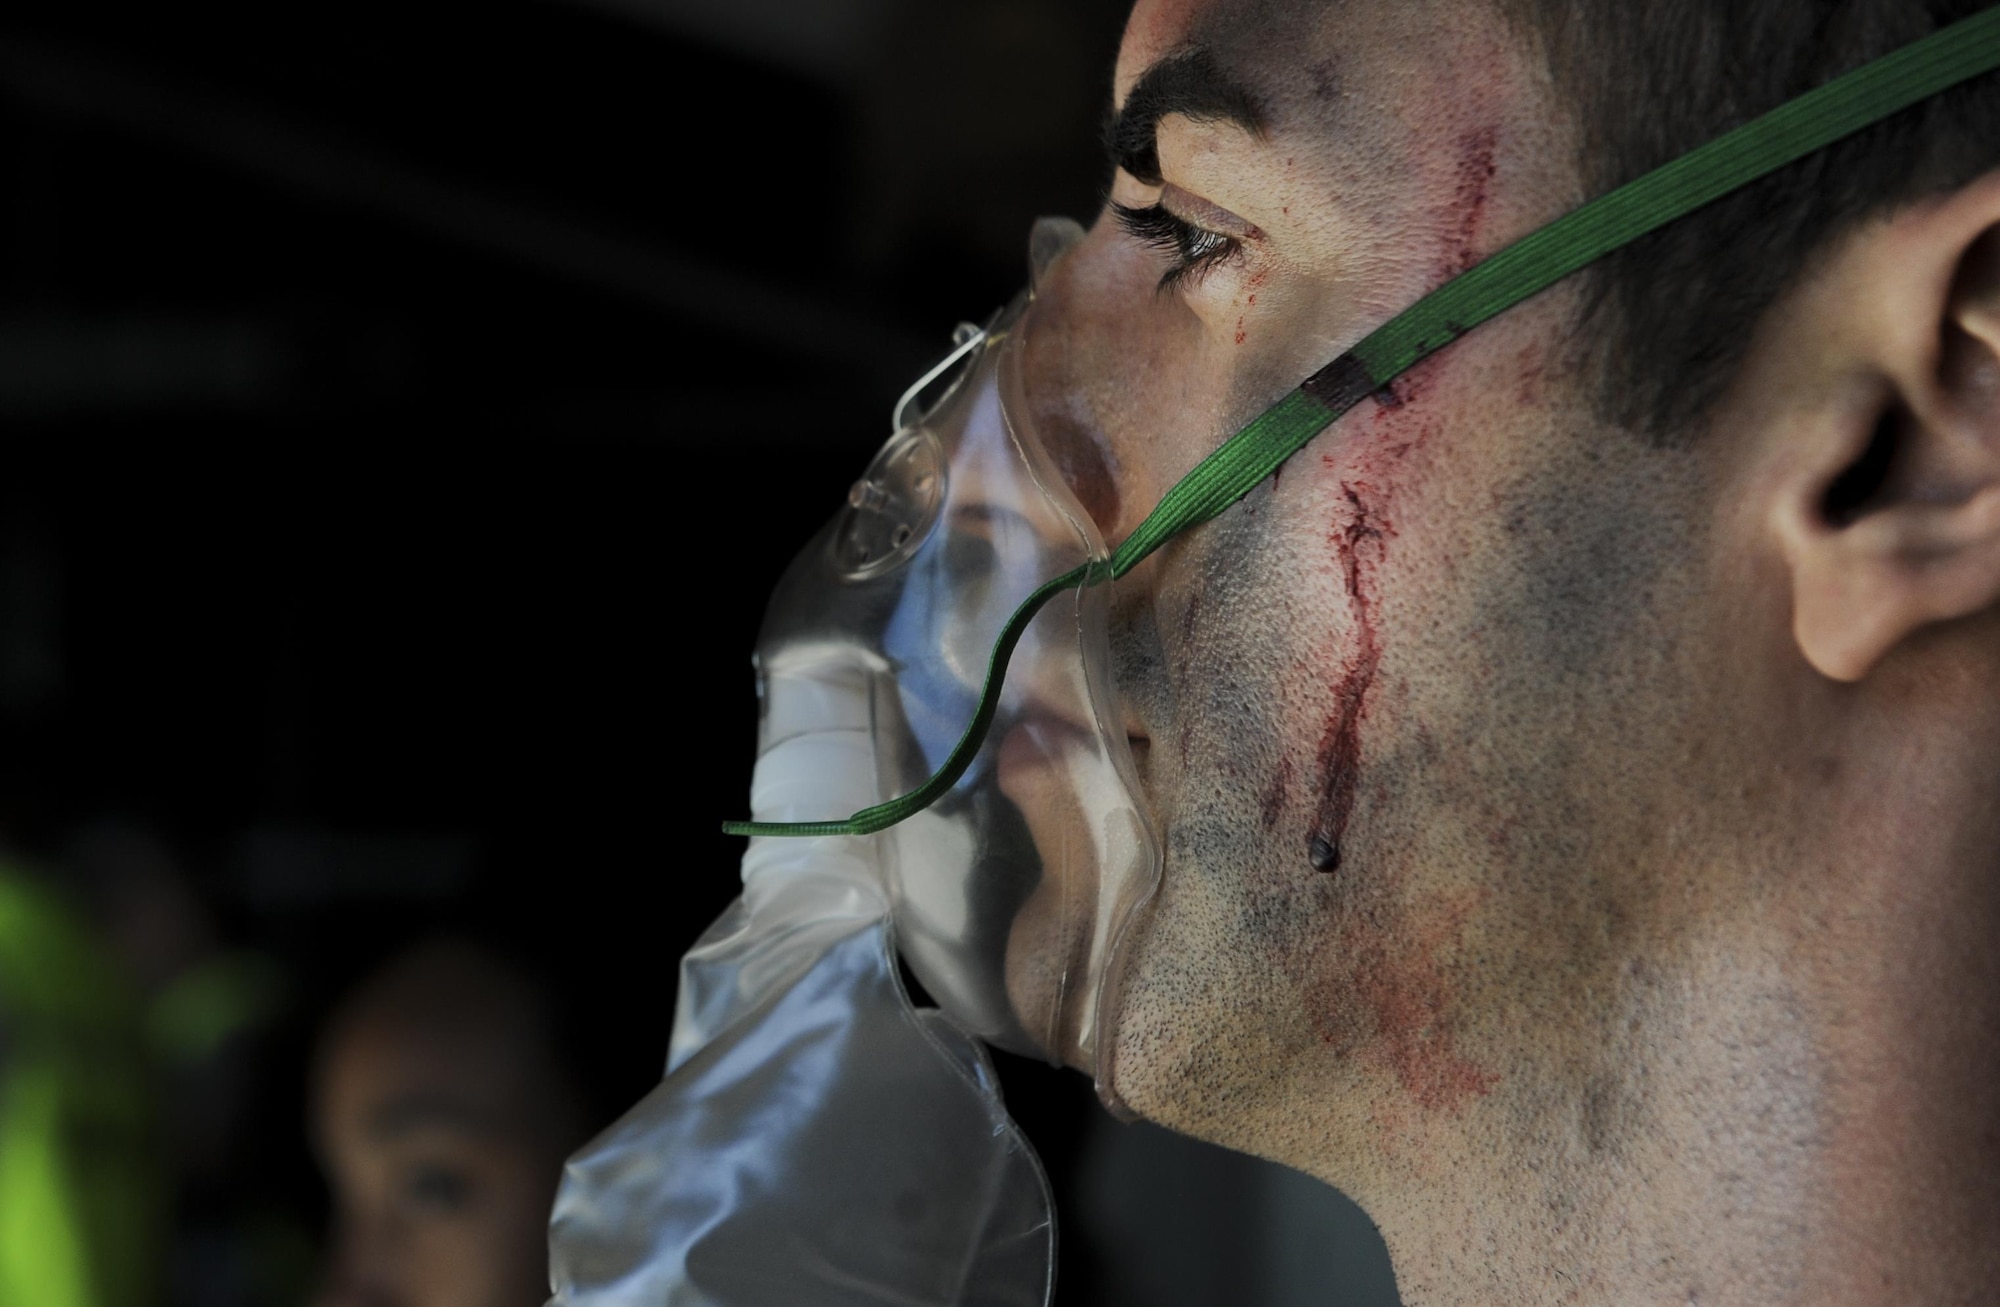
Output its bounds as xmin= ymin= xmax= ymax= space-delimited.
xmin=1499 ymin=0 xmax=2000 ymax=441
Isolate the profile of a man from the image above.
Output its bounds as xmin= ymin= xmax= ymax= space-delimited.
xmin=1014 ymin=0 xmax=2000 ymax=1301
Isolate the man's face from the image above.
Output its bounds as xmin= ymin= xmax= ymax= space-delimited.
xmin=1021 ymin=0 xmax=1763 ymax=1189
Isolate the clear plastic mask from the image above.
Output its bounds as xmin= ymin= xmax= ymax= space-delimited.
xmin=546 ymin=223 xmax=1157 ymax=1307
xmin=757 ymin=216 xmax=1162 ymax=1095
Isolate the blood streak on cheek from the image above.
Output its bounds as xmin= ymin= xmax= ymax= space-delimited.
xmin=1444 ymin=124 xmax=1499 ymax=277
xmin=1296 ymin=362 xmax=1498 ymax=1114
xmin=1258 ymin=753 xmax=1295 ymax=831
xmin=1303 ymin=366 xmax=1440 ymax=872
xmin=1513 ymin=339 xmax=1546 ymax=407
xmin=1312 ymin=889 xmax=1501 ymax=1114
xmin=1307 ymin=481 xmax=1387 ymax=872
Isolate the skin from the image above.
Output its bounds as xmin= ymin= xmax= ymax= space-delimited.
xmin=312 ymin=942 xmax=585 ymax=1307
xmin=1004 ymin=0 xmax=2000 ymax=1301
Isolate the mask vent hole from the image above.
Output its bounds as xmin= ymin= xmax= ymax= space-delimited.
xmin=832 ymin=427 xmax=947 ymax=579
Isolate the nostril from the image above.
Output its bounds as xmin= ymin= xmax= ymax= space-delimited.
xmin=1045 ymin=415 xmax=1125 ymax=540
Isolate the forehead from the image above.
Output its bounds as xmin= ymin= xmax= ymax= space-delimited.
xmin=319 ymin=1012 xmax=539 ymax=1139
xmin=1115 ymin=0 xmax=1533 ymax=156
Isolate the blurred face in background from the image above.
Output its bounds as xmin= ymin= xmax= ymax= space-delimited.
xmin=311 ymin=942 xmax=585 ymax=1307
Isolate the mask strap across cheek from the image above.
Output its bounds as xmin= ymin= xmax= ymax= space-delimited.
xmin=726 ymin=2 xmax=2000 ymax=841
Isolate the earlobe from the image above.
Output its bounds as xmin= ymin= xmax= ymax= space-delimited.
xmin=1778 ymin=176 xmax=2000 ymax=683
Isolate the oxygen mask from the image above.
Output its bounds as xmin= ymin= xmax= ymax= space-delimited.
xmin=753 ymin=217 xmax=1161 ymax=1094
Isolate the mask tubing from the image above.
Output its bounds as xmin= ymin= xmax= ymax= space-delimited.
xmin=723 ymin=560 xmax=1105 ymax=839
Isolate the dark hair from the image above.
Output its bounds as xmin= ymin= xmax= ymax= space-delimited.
xmin=1500 ymin=0 xmax=2000 ymax=442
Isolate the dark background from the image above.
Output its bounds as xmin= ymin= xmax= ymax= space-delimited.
xmin=0 ymin=2 xmax=1399 ymax=1303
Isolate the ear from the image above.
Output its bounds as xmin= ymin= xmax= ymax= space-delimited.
xmin=1776 ymin=170 xmax=2000 ymax=682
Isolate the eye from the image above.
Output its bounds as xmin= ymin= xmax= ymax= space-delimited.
xmin=401 ymin=1162 xmax=475 ymax=1214
xmin=1113 ymin=202 xmax=1242 ymax=291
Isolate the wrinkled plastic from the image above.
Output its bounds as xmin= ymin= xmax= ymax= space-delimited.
xmin=547 ymin=219 xmax=1160 ymax=1305
xmin=547 ymin=681 xmax=1053 ymax=1305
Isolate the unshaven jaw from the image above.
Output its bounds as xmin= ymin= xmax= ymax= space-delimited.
xmin=1076 ymin=0 xmax=1599 ymax=1157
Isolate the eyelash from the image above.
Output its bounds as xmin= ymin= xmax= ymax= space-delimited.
xmin=1113 ymin=202 xmax=1242 ymax=291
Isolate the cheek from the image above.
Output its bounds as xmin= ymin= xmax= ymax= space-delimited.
xmin=1302 ymin=879 xmax=1502 ymax=1129
xmin=1266 ymin=371 xmax=1505 ymax=1116
xmin=1134 ymin=364 xmax=1464 ymax=968
xmin=406 ymin=1157 xmax=551 ymax=1297
xmin=1257 ymin=360 xmax=1455 ymax=867
xmin=1104 ymin=357 xmax=1523 ymax=1126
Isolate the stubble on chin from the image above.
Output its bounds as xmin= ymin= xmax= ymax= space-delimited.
xmin=1098 ymin=493 xmax=1356 ymax=1142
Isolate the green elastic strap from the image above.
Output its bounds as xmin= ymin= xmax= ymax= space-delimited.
xmin=726 ymin=4 xmax=2000 ymax=840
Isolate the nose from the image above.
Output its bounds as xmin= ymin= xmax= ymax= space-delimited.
xmin=1015 ymin=205 xmax=1211 ymax=550
xmin=1015 ymin=213 xmax=1148 ymax=546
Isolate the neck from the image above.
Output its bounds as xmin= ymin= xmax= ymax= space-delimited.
xmin=1789 ymin=720 xmax=2000 ymax=1306
xmin=1360 ymin=697 xmax=2000 ymax=1306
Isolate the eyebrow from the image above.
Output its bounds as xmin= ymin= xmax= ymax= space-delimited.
xmin=1104 ymin=48 xmax=1267 ymax=187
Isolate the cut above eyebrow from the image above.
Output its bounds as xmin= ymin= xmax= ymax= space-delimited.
xmin=1105 ymin=48 xmax=1266 ymax=187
